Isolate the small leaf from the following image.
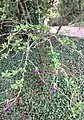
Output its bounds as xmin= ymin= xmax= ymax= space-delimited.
xmin=11 ymin=84 xmax=18 ymax=89
xmin=12 ymin=70 xmax=18 ymax=75
xmin=1 ymin=53 xmax=8 ymax=59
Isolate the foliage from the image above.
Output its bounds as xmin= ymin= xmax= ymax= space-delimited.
xmin=0 ymin=0 xmax=84 ymax=120
xmin=59 ymin=0 xmax=84 ymax=22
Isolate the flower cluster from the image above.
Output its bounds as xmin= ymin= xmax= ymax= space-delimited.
xmin=52 ymin=86 xmax=57 ymax=93
xmin=5 ymin=103 xmax=11 ymax=111
xmin=34 ymin=69 xmax=38 ymax=75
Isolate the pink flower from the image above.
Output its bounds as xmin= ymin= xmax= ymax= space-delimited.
xmin=5 ymin=103 xmax=11 ymax=111
xmin=34 ymin=69 xmax=38 ymax=75
xmin=52 ymin=87 xmax=57 ymax=93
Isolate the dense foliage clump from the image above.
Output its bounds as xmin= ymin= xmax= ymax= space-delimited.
xmin=0 ymin=0 xmax=84 ymax=120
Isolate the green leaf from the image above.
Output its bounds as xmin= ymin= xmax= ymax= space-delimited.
xmin=1 ymin=53 xmax=8 ymax=59
xmin=11 ymin=84 xmax=18 ymax=89
xmin=1 ymin=70 xmax=12 ymax=78
xmin=1 ymin=43 xmax=8 ymax=49
xmin=12 ymin=70 xmax=18 ymax=75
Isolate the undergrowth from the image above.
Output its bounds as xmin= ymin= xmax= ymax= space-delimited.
xmin=0 ymin=24 xmax=84 ymax=120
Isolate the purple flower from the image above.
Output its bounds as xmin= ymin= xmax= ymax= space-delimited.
xmin=34 ymin=69 xmax=38 ymax=75
xmin=52 ymin=87 xmax=57 ymax=93
xmin=8 ymin=27 xmax=12 ymax=33
xmin=5 ymin=103 xmax=11 ymax=111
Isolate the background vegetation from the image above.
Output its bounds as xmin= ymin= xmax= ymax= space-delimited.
xmin=0 ymin=0 xmax=84 ymax=120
